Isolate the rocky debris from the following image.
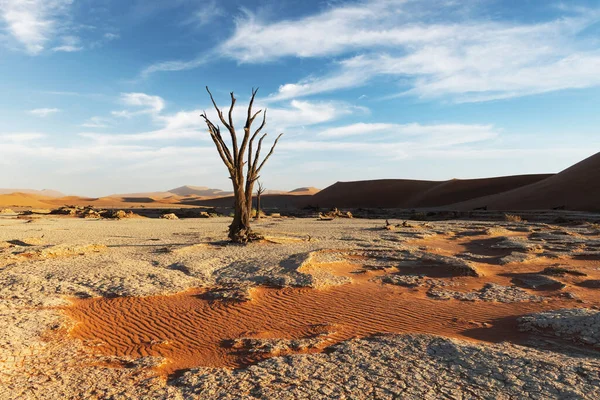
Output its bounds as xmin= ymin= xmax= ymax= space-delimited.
xmin=226 ymin=327 xmax=336 ymax=356
xmin=381 ymin=274 xmax=461 ymax=288
xmin=103 ymin=210 xmax=139 ymax=219
xmin=519 ymin=309 xmax=600 ymax=348
xmin=511 ymin=274 xmax=565 ymax=290
xmin=21 ymin=208 xmax=52 ymax=215
xmin=428 ymin=283 xmax=544 ymax=303
xmin=50 ymin=206 xmax=80 ymax=215
xmin=578 ymin=280 xmax=600 ymax=288
xmin=81 ymin=207 xmax=102 ymax=218
xmin=200 ymin=283 xmax=254 ymax=302
xmin=318 ymin=208 xmax=353 ymax=220
xmin=540 ymin=265 xmax=587 ymax=277
xmin=160 ymin=213 xmax=179 ymax=220
xmin=176 ymin=209 xmax=213 ymax=218
xmin=51 ymin=206 xmax=139 ymax=219
xmin=174 ymin=334 xmax=600 ymax=399
xmin=0 ymin=208 xmax=16 ymax=215
xmin=498 ymin=252 xmax=536 ymax=265
xmin=419 ymin=253 xmax=481 ymax=277
xmin=492 ymin=237 xmax=543 ymax=253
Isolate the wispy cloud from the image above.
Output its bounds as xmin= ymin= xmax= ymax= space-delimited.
xmin=0 ymin=0 xmax=74 ymax=54
xmin=81 ymin=116 xmax=110 ymax=129
xmin=29 ymin=108 xmax=60 ymax=117
xmin=0 ymin=132 xmax=46 ymax=142
xmin=218 ymin=1 xmax=600 ymax=103
xmin=112 ymin=92 xmax=166 ymax=118
xmin=52 ymin=34 xmax=82 ymax=52
xmin=139 ymin=54 xmax=211 ymax=79
xmin=183 ymin=1 xmax=224 ymax=27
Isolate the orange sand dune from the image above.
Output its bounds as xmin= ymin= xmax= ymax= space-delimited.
xmin=306 ymin=174 xmax=550 ymax=209
xmin=184 ymin=193 xmax=313 ymax=209
xmin=287 ymin=187 xmax=321 ymax=195
xmin=450 ymin=152 xmax=600 ymax=211
xmin=67 ymin=283 xmax=558 ymax=374
xmin=0 ymin=188 xmax=65 ymax=197
xmin=0 ymin=192 xmax=57 ymax=208
xmin=66 ymin=247 xmax=588 ymax=376
xmin=169 ymin=185 xmax=233 ymax=197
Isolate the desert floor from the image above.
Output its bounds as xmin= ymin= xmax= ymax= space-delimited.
xmin=1 ymin=215 xmax=600 ymax=399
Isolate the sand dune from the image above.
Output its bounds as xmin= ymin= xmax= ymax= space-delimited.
xmin=0 ymin=192 xmax=57 ymax=208
xmin=0 ymin=189 xmax=65 ymax=197
xmin=2 ymin=153 xmax=599 ymax=212
xmin=185 ymin=193 xmax=313 ymax=209
xmin=169 ymin=185 xmax=233 ymax=197
xmin=288 ymin=187 xmax=321 ymax=195
xmin=306 ymin=175 xmax=550 ymax=209
xmin=450 ymin=152 xmax=600 ymax=211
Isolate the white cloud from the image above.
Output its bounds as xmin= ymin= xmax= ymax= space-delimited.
xmin=112 ymin=92 xmax=166 ymax=118
xmin=140 ymin=54 xmax=210 ymax=78
xmin=85 ymin=97 xmax=360 ymax=144
xmin=223 ymin=1 xmax=600 ymax=102
xmin=29 ymin=108 xmax=60 ymax=117
xmin=0 ymin=0 xmax=74 ymax=54
xmin=52 ymin=34 xmax=82 ymax=52
xmin=318 ymin=123 xmax=496 ymax=141
xmin=104 ymin=32 xmax=119 ymax=40
xmin=183 ymin=1 xmax=224 ymax=27
xmin=0 ymin=132 xmax=45 ymax=142
xmin=282 ymin=122 xmax=499 ymax=158
xmin=81 ymin=117 xmax=110 ymax=129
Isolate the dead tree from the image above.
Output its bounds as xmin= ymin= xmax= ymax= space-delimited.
xmin=201 ymin=87 xmax=282 ymax=243
xmin=255 ymin=181 xmax=266 ymax=220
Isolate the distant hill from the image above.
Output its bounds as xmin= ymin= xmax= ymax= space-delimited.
xmin=0 ymin=188 xmax=65 ymax=197
xmin=306 ymin=175 xmax=552 ymax=209
xmin=168 ymin=185 xmax=233 ymax=197
xmin=288 ymin=187 xmax=321 ymax=195
xmin=3 ymin=153 xmax=599 ymax=212
xmin=449 ymin=152 xmax=600 ymax=211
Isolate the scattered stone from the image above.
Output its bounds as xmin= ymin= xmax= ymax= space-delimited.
xmin=512 ymin=274 xmax=565 ymax=290
xmin=102 ymin=210 xmax=139 ymax=219
xmin=160 ymin=213 xmax=179 ymax=220
xmin=381 ymin=274 xmax=461 ymax=288
xmin=318 ymin=208 xmax=352 ymax=220
xmin=22 ymin=209 xmax=52 ymax=215
xmin=540 ymin=265 xmax=587 ymax=277
xmin=0 ymin=208 xmax=16 ymax=214
xmin=498 ymin=252 xmax=535 ymax=265
xmin=200 ymin=284 xmax=253 ymax=302
xmin=519 ymin=309 xmax=600 ymax=348
xmin=428 ymin=283 xmax=544 ymax=303
xmin=420 ymin=253 xmax=481 ymax=277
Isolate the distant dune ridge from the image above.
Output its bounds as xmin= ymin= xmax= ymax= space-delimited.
xmin=450 ymin=151 xmax=600 ymax=212
xmin=0 ymin=189 xmax=64 ymax=197
xmin=1 ymin=152 xmax=598 ymax=211
xmin=306 ymin=175 xmax=552 ymax=209
xmin=168 ymin=185 xmax=233 ymax=197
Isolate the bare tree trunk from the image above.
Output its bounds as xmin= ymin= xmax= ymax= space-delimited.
xmin=201 ymin=87 xmax=282 ymax=243
xmin=229 ymin=179 xmax=251 ymax=241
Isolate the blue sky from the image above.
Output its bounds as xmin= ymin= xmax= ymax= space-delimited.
xmin=1 ymin=0 xmax=599 ymax=196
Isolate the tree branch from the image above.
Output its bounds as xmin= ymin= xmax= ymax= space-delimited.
xmin=238 ymin=87 xmax=260 ymax=167
xmin=206 ymin=86 xmax=238 ymax=162
xmin=256 ymin=133 xmax=283 ymax=175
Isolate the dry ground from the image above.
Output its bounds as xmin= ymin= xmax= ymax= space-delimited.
xmin=1 ymin=214 xmax=600 ymax=399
